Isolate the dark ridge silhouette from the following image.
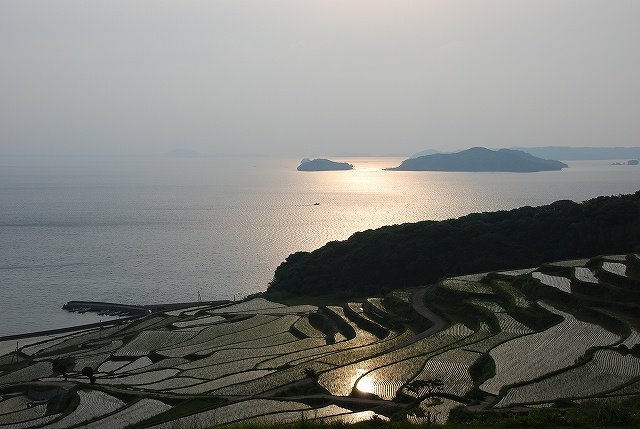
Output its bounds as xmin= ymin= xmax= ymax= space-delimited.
xmin=410 ymin=148 xmax=441 ymax=158
xmin=267 ymin=191 xmax=640 ymax=297
xmin=297 ymin=158 xmax=353 ymax=171
xmin=386 ymin=147 xmax=567 ymax=172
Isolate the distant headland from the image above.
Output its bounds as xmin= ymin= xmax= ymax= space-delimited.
xmin=386 ymin=147 xmax=567 ymax=172
xmin=297 ymin=158 xmax=354 ymax=171
xmin=511 ymin=146 xmax=640 ymax=161
xmin=612 ymin=159 xmax=639 ymax=166
xmin=411 ymin=146 xmax=640 ymax=161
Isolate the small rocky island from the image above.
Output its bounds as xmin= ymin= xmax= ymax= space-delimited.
xmin=386 ymin=147 xmax=568 ymax=172
xmin=297 ymin=158 xmax=353 ymax=171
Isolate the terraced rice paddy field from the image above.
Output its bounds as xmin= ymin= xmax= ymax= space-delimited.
xmin=1 ymin=255 xmax=639 ymax=427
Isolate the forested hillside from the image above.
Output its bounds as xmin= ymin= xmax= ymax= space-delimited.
xmin=268 ymin=191 xmax=640 ymax=297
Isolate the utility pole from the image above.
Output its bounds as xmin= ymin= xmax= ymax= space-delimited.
xmin=11 ymin=341 xmax=18 ymax=364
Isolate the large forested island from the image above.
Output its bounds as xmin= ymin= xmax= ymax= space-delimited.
xmin=386 ymin=147 xmax=567 ymax=172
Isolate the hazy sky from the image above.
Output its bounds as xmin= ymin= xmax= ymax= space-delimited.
xmin=1 ymin=1 xmax=639 ymax=157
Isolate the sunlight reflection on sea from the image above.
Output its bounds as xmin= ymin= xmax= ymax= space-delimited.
xmin=0 ymin=156 xmax=638 ymax=335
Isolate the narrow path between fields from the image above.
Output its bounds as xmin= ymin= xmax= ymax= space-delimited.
xmin=410 ymin=287 xmax=447 ymax=332
xmin=386 ymin=285 xmax=448 ymax=352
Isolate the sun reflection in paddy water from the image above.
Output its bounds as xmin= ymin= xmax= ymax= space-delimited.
xmin=356 ymin=374 xmax=375 ymax=394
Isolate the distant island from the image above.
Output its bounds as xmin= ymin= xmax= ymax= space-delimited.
xmin=408 ymin=146 xmax=640 ymax=161
xmin=297 ymin=158 xmax=353 ymax=171
xmin=386 ymin=147 xmax=567 ymax=172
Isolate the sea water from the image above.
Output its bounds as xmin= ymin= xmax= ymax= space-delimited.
xmin=1 ymin=156 xmax=638 ymax=336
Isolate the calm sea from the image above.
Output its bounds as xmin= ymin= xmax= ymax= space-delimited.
xmin=1 ymin=156 xmax=639 ymax=336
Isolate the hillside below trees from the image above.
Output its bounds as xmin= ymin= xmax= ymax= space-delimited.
xmin=267 ymin=191 xmax=640 ymax=297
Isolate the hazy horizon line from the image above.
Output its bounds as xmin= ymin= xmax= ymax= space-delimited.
xmin=3 ymin=144 xmax=640 ymax=160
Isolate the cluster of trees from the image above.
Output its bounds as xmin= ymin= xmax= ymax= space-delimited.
xmin=51 ymin=358 xmax=96 ymax=383
xmin=268 ymin=191 xmax=640 ymax=297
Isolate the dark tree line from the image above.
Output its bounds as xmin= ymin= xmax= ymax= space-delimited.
xmin=267 ymin=191 xmax=640 ymax=297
